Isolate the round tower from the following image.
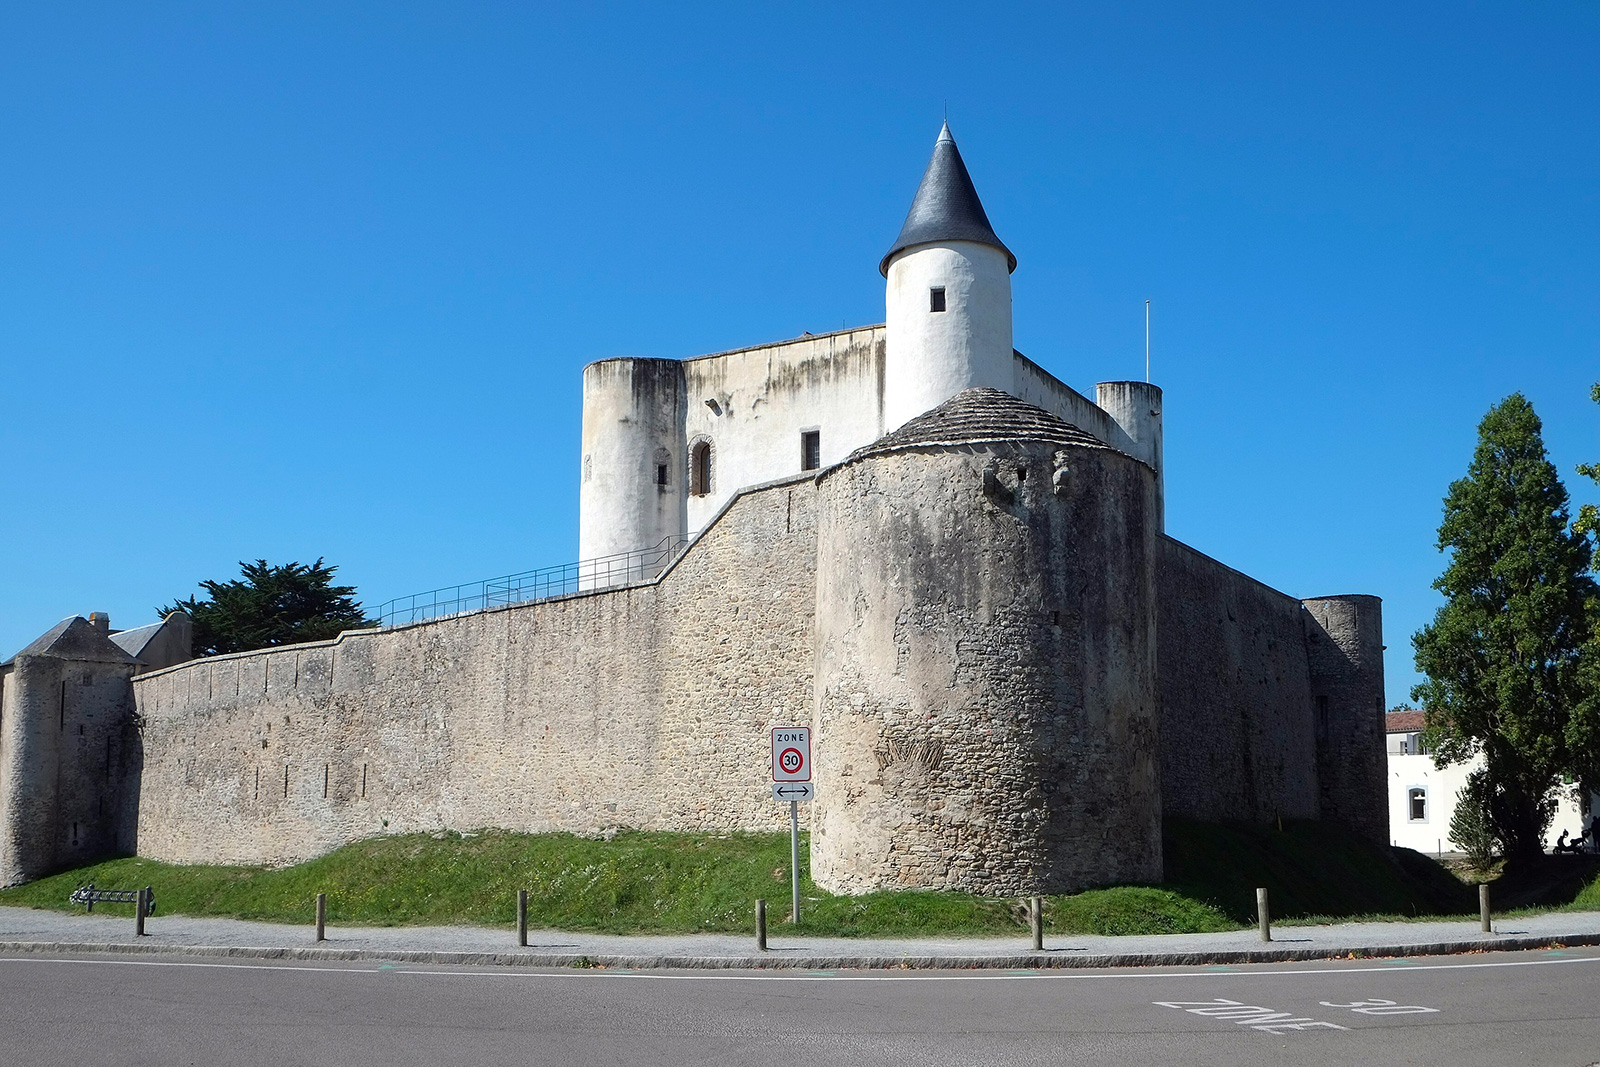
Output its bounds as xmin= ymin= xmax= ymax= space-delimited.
xmin=881 ymin=124 xmax=1016 ymax=433
xmin=1095 ymin=381 xmax=1164 ymax=531
xmin=811 ymin=389 xmax=1162 ymax=895
xmin=578 ymin=358 xmax=686 ymax=586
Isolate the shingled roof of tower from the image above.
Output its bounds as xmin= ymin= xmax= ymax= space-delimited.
xmin=880 ymin=122 xmax=1016 ymax=275
xmin=838 ymin=388 xmax=1124 ymax=468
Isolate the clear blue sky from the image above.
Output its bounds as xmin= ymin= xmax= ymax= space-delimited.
xmin=3 ymin=2 xmax=1596 ymax=708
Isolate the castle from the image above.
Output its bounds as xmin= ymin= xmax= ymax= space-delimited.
xmin=0 ymin=126 xmax=1387 ymax=894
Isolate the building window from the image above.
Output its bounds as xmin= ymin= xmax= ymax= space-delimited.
xmin=1408 ymin=787 xmax=1427 ymax=822
xmin=801 ymin=430 xmax=821 ymax=472
xmin=690 ymin=440 xmax=713 ymax=496
xmin=656 ymin=464 xmax=669 ymax=486
xmin=929 ymin=286 xmax=946 ymax=312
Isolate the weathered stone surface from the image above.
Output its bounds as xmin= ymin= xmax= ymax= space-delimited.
xmin=1156 ymin=537 xmax=1321 ymax=824
xmin=811 ymin=432 xmax=1162 ymax=895
xmin=131 ymin=477 xmax=819 ymax=868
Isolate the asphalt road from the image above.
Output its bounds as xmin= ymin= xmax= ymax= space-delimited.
xmin=2 ymin=948 xmax=1597 ymax=1066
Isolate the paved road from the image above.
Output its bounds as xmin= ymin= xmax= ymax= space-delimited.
xmin=3 ymin=947 xmax=1597 ymax=1065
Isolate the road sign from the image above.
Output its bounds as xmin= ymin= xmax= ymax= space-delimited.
xmin=772 ymin=727 xmax=811 ymax=782
xmin=773 ymin=781 xmax=816 ymax=802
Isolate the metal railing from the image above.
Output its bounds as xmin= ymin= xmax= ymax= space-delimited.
xmin=372 ymin=536 xmax=689 ymax=628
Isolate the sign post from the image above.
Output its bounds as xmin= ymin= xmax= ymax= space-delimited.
xmin=771 ymin=727 xmax=812 ymax=924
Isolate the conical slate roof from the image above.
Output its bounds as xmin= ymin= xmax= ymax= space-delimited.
xmin=880 ymin=123 xmax=1015 ymax=276
xmin=840 ymin=388 xmax=1119 ymax=466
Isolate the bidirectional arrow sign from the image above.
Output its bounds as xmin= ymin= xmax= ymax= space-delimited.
xmin=771 ymin=726 xmax=811 ymax=782
xmin=773 ymin=781 xmax=816 ymax=802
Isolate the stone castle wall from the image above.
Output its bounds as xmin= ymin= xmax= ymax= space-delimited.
xmin=1156 ymin=537 xmax=1322 ymax=824
xmin=30 ymin=454 xmax=1385 ymax=882
xmin=131 ymin=475 xmax=820 ymax=868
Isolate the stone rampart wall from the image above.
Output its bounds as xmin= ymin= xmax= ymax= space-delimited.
xmin=131 ymin=476 xmax=819 ymax=868
xmin=1156 ymin=536 xmax=1322 ymax=823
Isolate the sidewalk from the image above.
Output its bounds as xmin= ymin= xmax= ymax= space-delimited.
xmin=4 ymin=905 xmax=1600 ymax=969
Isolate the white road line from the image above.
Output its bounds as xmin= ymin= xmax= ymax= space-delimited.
xmin=0 ymin=951 xmax=1597 ymax=981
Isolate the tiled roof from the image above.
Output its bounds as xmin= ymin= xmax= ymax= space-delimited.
xmin=1386 ymin=709 xmax=1426 ymax=733
xmin=842 ymin=388 xmax=1116 ymax=466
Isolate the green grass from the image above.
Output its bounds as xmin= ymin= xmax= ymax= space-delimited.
xmin=1 ymin=819 xmax=1581 ymax=938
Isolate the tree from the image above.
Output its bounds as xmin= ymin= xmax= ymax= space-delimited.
xmin=1412 ymin=394 xmax=1598 ymax=860
xmin=160 ymin=559 xmax=375 ymax=657
xmin=1448 ymin=769 xmax=1499 ymax=871
xmin=1574 ymin=383 xmax=1600 ymax=804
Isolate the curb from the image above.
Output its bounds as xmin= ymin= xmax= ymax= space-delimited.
xmin=2 ymin=932 xmax=1598 ymax=971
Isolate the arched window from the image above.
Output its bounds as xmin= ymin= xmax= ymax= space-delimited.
xmin=690 ymin=439 xmax=713 ymax=496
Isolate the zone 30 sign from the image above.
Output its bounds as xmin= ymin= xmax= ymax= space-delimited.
xmin=771 ymin=727 xmax=811 ymax=782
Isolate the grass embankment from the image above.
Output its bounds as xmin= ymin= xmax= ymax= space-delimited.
xmin=2 ymin=819 xmax=1581 ymax=937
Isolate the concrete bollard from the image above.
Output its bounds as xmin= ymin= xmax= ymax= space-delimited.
xmin=517 ymin=890 xmax=528 ymax=948
xmin=315 ymin=893 xmax=327 ymax=942
xmin=1480 ymin=883 xmax=1491 ymax=934
xmin=135 ymin=887 xmax=148 ymax=937
xmin=1256 ymin=887 xmax=1271 ymax=942
xmin=756 ymin=899 xmax=768 ymax=951
xmin=1030 ymin=896 xmax=1044 ymax=952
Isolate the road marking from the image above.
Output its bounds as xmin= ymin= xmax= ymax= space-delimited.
xmin=1153 ymin=998 xmax=1349 ymax=1033
xmin=0 ymin=951 xmax=1597 ymax=981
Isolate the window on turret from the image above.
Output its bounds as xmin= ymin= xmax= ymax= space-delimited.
xmin=929 ymin=287 xmax=946 ymax=312
xmin=801 ymin=430 xmax=821 ymax=472
xmin=690 ymin=440 xmax=713 ymax=496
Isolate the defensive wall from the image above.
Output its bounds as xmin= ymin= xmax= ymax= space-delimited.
xmin=89 ymin=390 xmax=1385 ymax=893
xmin=131 ymin=474 xmax=820 ymax=868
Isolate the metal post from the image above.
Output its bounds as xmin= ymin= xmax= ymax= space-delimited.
xmin=756 ymin=899 xmax=768 ymax=951
xmin=135 ymin=887 xmax=147 ymax=937
xmin=1479 ymin=883 xmax=1491 ymax=934
xmin=1030 ymin=896 xmax=1043 ymax=952
xmin=1256 ymin=887 xmax=1271 ymax=942
xmin=790 ymin=799 xmax=801 ymax=924
xmin=517 ymin=890 xmax=528 ymax=947
xmin=315 ymin=893 xmax=326 ymax=942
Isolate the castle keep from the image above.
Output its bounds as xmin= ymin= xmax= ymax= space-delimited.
xmin=0 ymin=126 xmax=1387 ymax=893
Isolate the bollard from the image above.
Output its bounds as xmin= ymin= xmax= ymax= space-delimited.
xmin=1256 ymin=887 xmax=1271 ymax=943
xmin=315 ymin=893 xmax=326 ymax=942
xmin=517 ymin=890 xmax=528 ymax=948
xmin=135 ymin=887 xmax=148 ymax=937
xmin=1479 ymin=883 xmax=1491 ymax=934
xmin=1030 ymin=896 xmax=1044 ymax=952
xmin=756 ymin=898 xmax=768 ymax=952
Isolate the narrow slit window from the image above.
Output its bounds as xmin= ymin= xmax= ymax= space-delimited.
xmin=1408 ymin=787 xmax=1427 ymax=822
xmin=801 ymin=430 xmax=821 ymax=472
xmin=929 ymin=286 xmax=946 ymax=312
xmin=656 ymin=463 xmax=669 ymax=486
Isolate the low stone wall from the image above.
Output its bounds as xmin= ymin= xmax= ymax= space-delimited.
xmin=131 ymin=476 xmax=820 ymax=868
xmin=1156 ymin=536 xmax=1322 ymax=823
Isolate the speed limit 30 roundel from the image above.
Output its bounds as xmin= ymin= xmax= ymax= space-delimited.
xmin=771 ymin=727 xmax=811 ymax=782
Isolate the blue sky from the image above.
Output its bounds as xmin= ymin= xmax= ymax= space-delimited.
xmin=2 ymin=2 xmax=1596 ymax=708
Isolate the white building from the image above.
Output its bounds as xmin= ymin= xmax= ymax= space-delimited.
xmin=1386 ymin=710 xmax=1595 ymax=855
xmin=575 ymin=123 xmax=1162 ymax=583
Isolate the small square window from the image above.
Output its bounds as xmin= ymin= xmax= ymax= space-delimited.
xmin=801 ymin=430 xmax=821 ymax=472
xmin=929 ymin=287 xmax=946 ymax=312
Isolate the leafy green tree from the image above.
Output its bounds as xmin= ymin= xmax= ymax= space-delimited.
xmin=1412 ymin=394 xmax=1598 ymax=860
xmin=160 ymin=558 xmax=375 ymax=656
xmin=1574 ymin=383 xmax=1600 ymax=805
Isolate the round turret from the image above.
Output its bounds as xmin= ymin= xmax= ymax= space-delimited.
xmin=810 ymin=389 xmax=1162 ymax=895
xmin=578 ymin=358 xmax=686 ymax=586
xmin=881 ymin=125 xmax=1016 ymax=432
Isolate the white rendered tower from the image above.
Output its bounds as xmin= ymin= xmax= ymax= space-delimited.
xmin=881 ymin=123 xmax=1017 ymax=432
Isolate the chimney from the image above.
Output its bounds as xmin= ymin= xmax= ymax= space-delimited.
xmin=88 ymin=612 xmax=110 ymax=633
